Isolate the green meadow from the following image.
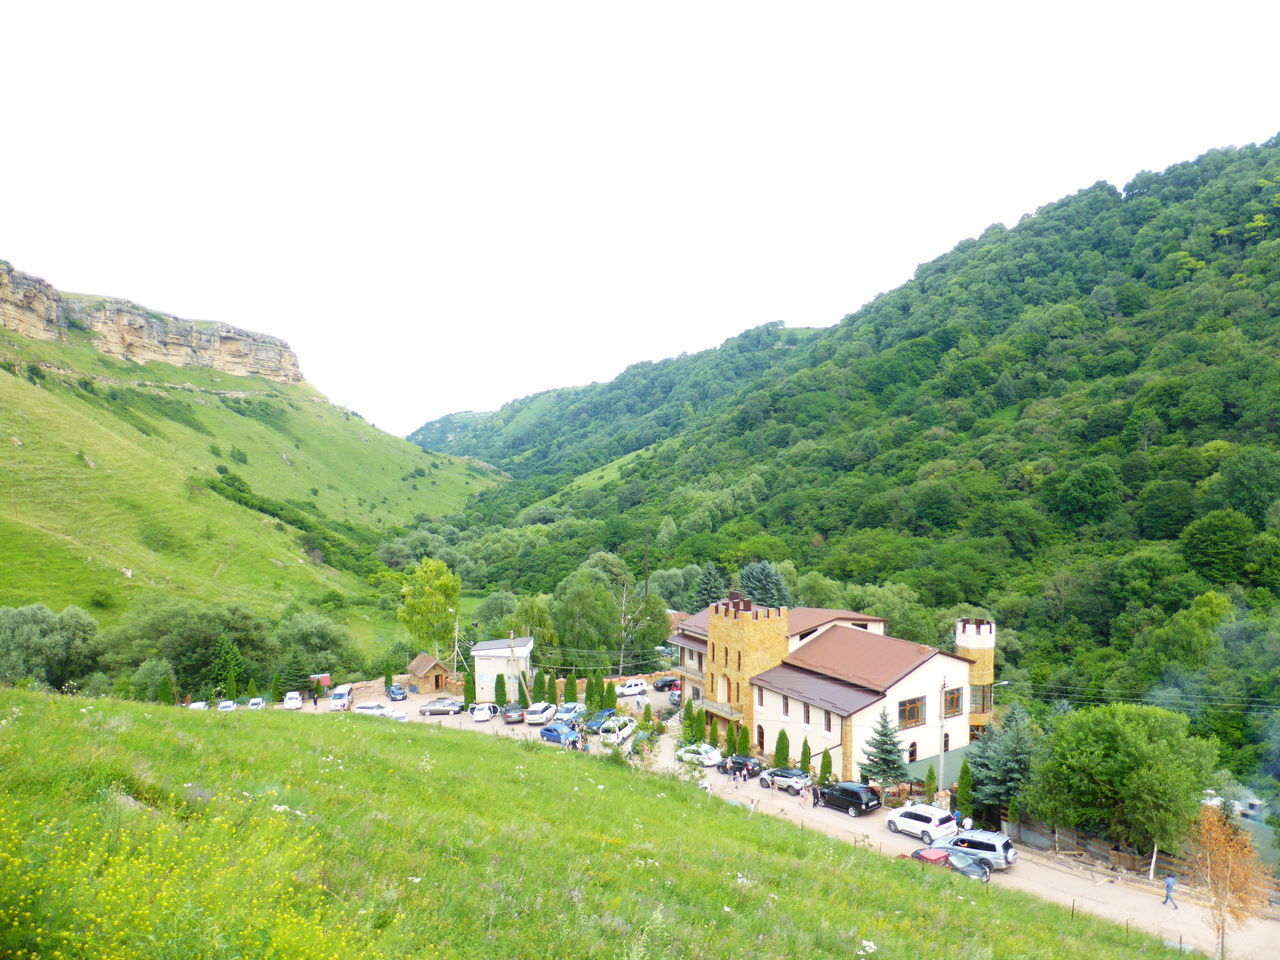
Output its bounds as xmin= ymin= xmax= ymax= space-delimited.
xmin=0 ymin=687 xmax=1186 ymax=960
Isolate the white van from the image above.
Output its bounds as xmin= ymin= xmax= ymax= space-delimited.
xmin=329 ymin=684 xmax=352 ymax=711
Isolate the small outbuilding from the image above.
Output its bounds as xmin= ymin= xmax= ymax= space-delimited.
xmin=406 ymin=653 xmax=459 ymax=695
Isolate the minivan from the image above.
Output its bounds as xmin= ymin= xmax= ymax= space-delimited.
xmin=329 ymin=684 xmax=352 ymax=711
xmin=930 ymin=830 xmax=1019 ymax=871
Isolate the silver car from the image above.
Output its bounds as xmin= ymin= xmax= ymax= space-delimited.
xmin=930 ymin=830 xmax=1019 ymax=871
xmin=759 ymin=767 xmax=812 ymax=795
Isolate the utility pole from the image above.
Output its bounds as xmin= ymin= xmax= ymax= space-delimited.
xmin=937 ymin=677 xmax=947 ymax=805
xmin=643 ymin=527 xmax=649 ymax=598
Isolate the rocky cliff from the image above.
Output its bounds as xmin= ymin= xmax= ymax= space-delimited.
xmin=0 ymin=259 xmax=303 ymax=383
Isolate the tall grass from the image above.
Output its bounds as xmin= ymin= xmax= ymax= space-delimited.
xmin=0 ymin=688 xmax=1185 ymax=960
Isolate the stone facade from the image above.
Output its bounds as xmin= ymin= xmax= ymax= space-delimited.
xmin=703 ymin=598 xmax=789 ymax=741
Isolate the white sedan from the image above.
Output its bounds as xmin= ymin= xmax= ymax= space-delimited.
xmin=353 ymin=702 xmax=387 ymax=716
xmin=217 ymin=700 xmax=236 ymax=712
xmin=525 ymin=702 xmax=557 ymax=725
xmin=617 ymin=679 xmax=647 ymax=697
xmin=676 ymin=743 xmax=723 ymax=766
xmin=600 ymin=715 xmax=637 ymax=745
xmin=247 ymin=697 xmax=265 ymax=710
xmin=469 ymin=702 xmax=499 ymax=722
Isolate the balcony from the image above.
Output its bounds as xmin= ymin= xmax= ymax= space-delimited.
xmin=701 ymin=698 xmax=742 ymax=721
xmin=676 ymin=662 xmax=704 ymax=681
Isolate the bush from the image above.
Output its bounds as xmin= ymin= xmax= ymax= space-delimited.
xmin=228 ymin=445 xmax=249 ymax=464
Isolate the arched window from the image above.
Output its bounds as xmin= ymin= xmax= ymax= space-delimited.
xmin=756 ymin=725 xmax=765 ymax=753
xmin=943 ymin=733 xmax=950 ymax=752
xmin=908 ymin=742 xmax=918 ymax=763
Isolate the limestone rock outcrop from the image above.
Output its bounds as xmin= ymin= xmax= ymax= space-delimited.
xmin=0 ymin=259 xmax=303 ymax=384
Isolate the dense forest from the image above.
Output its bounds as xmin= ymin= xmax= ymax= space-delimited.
xmin=401 ymin=135 xmax=1280 ymax=807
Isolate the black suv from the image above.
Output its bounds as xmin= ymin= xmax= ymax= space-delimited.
xmin=817 ymin=781 xmax=882 ymax=817
xmin=652 ymin=676 xmax=680 ymax=692
xmin=716 ymin=755 xmax=763 ymax=778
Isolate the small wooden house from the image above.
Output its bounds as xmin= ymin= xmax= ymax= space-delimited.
xmin=406 ymin=653 xmax=459 ymax=695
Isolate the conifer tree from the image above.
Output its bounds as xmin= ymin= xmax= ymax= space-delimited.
xmin=548 ymin=673 xmax=560 ymax=705
xmin=494 ymin=673 xmax=507 ymax=704
xmin=924 ymin=764 xmax=937 ymax=803
xmin=530 ymin=670 xmax=544 ymax=703
xmin=738 ymin=725 xmax=751 ymax=756
xmin=155 ymin=669 xmax=174 ymax=706
xmin=799 ymin=737 xmax=812 ymax=775
xmin=270 ymin=672 xmax=281 ymax=704
xmin=773 ymin=729 xmax=791 ymax=768
xmin=603 ymin=680 xmax=617 ymax=710
xmin=861 ymin=708 xmax=909 ymax=786
xmin=563 ymin=672 xmax=577 ymax=705
xmin=384 ymin=657 xmax=393 ymax=689
xmin=955 ymin=757 xmax=974 ymax=819
xmin=464 ymin=670 xmax=476 ymax=706
xmin=643 ymin=702 xmax=652 ymax=725
xmin=518 ymin=672 xmax=530 ymax=708
xmin=819 ymin=748 xmax=833 ymax=785
xmin=682 ymin=696 xmax=695 ymax=742
xmin=247 ymin=678 xmax=258 ymax=700
xmin=738 ymin=560 xmax=791 ymax=608
xmin=694 ymin=707 xmax=707 ymax=742
xmin=687 ymin=562 xmax=727 ymax=611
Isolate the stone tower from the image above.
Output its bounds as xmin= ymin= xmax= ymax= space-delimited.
xmin=955 ymin=617 xmax=996 ymax=737
xmin=704 ymin=592 xmax=789 ymax=742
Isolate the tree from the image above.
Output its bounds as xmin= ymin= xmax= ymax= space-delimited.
xmin=475 ymin=590 xmax=517 ymax=633
xmin=383 ymin=657 xmax=393 ymax=688
xmin=517 ymin=672 xmax=530 ymax=707
xmin=0 ymin=603 xmax=98 ymax=690
xmin=955 ymin=757 xmax=974 ymax=820
xmin=773 ymin=729 xmax=791 ymax=768
xmin=131 ymin=658 xmax=177 ymax=704
xmin=1219 ymin=448 xmax=1280 ymax=527
xmin=799 ymin=737 xmax=812 ymax=776
xmin=1023 ymin=703 xmax=1216 ymax=853
xmin=396 ymin=557 xmax=462 ymax=657
xmin=494 ymin=673 xmax=507 ymax=705
xmin=277 ymin=648 xmax=311 ymax=696
xmin=209 ymin=635 xmax=244 ymax=698
xmin=737 ymin=560 xmax=791 ymax=608
xmin=1055 ymin=462 xmax=1122 ymax=524
xmin=861 ymin=709 xmax=908 ymax=786
xmin=603 ymin=680 xmax=617 ymax=710
xmin=564 ymin=672 xmax=578 ymax=705
xmin=246 ymin=677 xmax=258 ymax=700
xmin=681 ymin=696 xmax=695 ymax=743
xmin=1181 ymin=510 xmax=1254 ymax=583
xmin=923 ymin=764 xmax=937 ymax=803
xmin=967 ymin=703 xmax=1038 ymax=809
xmin=1186 ymin=806 xmax=1270 ymax=960
xmin=531 ymin=670 xmax=546 ymax=703
xmin=687 ymin=562 xmax=727 ymax=611
xmin=738 ymin=725 xmax=751 ymax=757
xmin=818 ymin=748 xmax=833 ymax=785
xmin=464 ymin=669 xmax=476 ymax=706
xmin=270 ymin=672 xmax=281 ymax=703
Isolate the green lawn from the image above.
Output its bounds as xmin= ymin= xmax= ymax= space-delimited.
xmin=0 ymin=687 xmax=1187 ymax=960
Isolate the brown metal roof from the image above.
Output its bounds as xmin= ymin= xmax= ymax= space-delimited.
xmin=669 ymin=632 xmax=707 ymax=654
xmin=751 ymin=663 xmax=883 ymax=717
xmin=784 ymin=625 xmax=957 ymax=693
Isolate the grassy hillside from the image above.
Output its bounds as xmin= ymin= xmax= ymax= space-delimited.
xmin=0 ymin=324 xmax=497 ymax=623
xmin=0 ymin=686 xmax=1182 ymax=960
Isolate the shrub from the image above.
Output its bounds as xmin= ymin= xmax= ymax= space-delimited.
xmin=228 ymin=445 xmax=249 ymax=464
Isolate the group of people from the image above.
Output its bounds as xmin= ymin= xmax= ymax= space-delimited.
xmin=564 ymin=719 xmax=589 ymax=752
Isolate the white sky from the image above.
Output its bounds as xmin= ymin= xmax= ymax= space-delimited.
xmin=3 ymin=2 xmax=1278 ymax=436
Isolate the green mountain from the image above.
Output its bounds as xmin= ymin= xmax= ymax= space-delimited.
xmin=403 ymin=135 xmax=1280 ymax=789
xmin=0 ymin=686 xmax=1183 ymax=960
xmin=0 ymin=260 xmax=498 ymax=633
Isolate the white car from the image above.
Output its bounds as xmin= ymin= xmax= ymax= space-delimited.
xmin=386 ymin=709 xmax=409 ymax=723
xmin=282 ymin=691 xmax=303 ymax=711
xmin=885 ymin=803 xmax=959 ymax=845
xmin=188 ymin=701 xmax=208 ymax=711
xmin=617 ymin=679 xmax=647 ymax=697
xmin=555 ymin=702 xmax=587 ymax=723
xmin=217 ymin=700 xmax=236 ymax=712
xmin=525 ymin=702 xmax=557 ymax=725
xmin=469 ymin=702 xmax=499 ymax=722
xmin=354 ymin=702 xmax=387 ymax=716
xmin=247 ymin=697 xmax=265 ymax=710
xmin=600 ymin=715 xmax=637 ymax=745
xmin=676 ymin=743 xmax=723 ymax=766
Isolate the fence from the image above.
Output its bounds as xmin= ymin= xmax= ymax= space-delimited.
xmin=1003 ymin=809 xmax=1280 ymax=912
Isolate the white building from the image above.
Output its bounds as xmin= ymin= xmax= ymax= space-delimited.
xmin=470 ymin=636 xmax=534 ymax=703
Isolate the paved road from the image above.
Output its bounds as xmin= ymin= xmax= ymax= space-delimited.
xmin=294 ymin=690 xmax=1278 ymax=959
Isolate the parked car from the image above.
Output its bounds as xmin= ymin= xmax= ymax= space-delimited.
xmin=652 ymin=676 xmax=680 ymax=692
xmin=584 ymin=709 xmax=617 ymax=734
xmin=911 ymin=846 xmax=990 ymax=881
xmin=282 ymin=691 xmax=303 ymax=711
xmin=600 ymin=715 xmax=637 ymax=745
xmin=676 ymin=743 xmax=723 ymax=766
xmin=817 ymin=781 xmax=882 ymax=817
xmin=523 ymin=701 xmax=556 ymax=724
xmin=502 ymin=702 xmax=526 ymax=724
xmin=470 ymin=702 xmax=499 ymax=722
xmin=716 ymin=755 xmax=763 ymax=778
xmin=354 ymin=702 xmax=387 ymax=716
xmin=930 ymin=830 xmax=1018 ymax=872
xmin=555 ymin=701 xmax=587 ymax=724
xmin=247 ymin=697 xmax=265 ymax=710
xmin=759 ymin=768 xmax=812 ymax=795
xmin=387 ymin=684 xmax=407 ymax=702
xmin=188 ymin=701 xmax=208 ymax=711
xmin=420 ymin=697 xmax=466 ymax=716
xmin=669 ymin=691 xmax=682 ymax=707
xmin=386 ymin=709 xmax=409 ymax=723
xmin=886 ymin=803 xmax=958 ymax=844
xmin=217 ymin=700 xmax=236 ymax=712
xmin=540 ymin=722 xmax=579 ymax=746
xmin=617 ymin=679 xmax=647 ymax=697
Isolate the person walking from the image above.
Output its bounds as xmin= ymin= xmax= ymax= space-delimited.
xmin=1162 ymin=874 xmax=1178 ymax=909
xmin=962 ymin=816 xmax=974 ymax=831
xmin=811 ymin=783 xmax=820 ymax=808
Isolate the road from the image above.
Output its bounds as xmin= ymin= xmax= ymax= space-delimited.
xmin=296 ymin=690 xmax=1278 ymax=959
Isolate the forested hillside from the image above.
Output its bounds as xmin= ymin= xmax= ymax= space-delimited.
xmin=395 ymin=135 xmax=1280 ymax=800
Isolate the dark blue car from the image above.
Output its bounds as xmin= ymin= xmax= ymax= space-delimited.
xmin=540 ymin=722 xmax=579 ymax=746
xmin=584 ymin=709 xmax=616 ymax=734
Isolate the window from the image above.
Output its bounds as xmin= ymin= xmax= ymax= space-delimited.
xmin=737 ymin=651 xmax=741 ymax=671
xmin=943 ymin=733 xmax=950 ymax=752
xmin=945 ymin=687 xmax=962 ymax=718
xmin=972 ymin=683 xmax=993 ymax=714
xmin=908 ymin=741 xmax=918 ymax=763
xmin=898 ymin=696 xmax=925 ymax=729
xmin=803 ymin=703 xmax=810 ymax=725
xmin=756 ymin=725 xmax=765 ymax=753
xmin=782 ymin=695 xmax=790 ymax=717
xmin=735 ymin=681 xmax=740 ymax=702
xmin=824 ymin=710 xmax=832 ymax=733
xmin=709 ymin=643 xmax=715 ymax=663
xmin=757 ymin=686 xmax=764 ymax=707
